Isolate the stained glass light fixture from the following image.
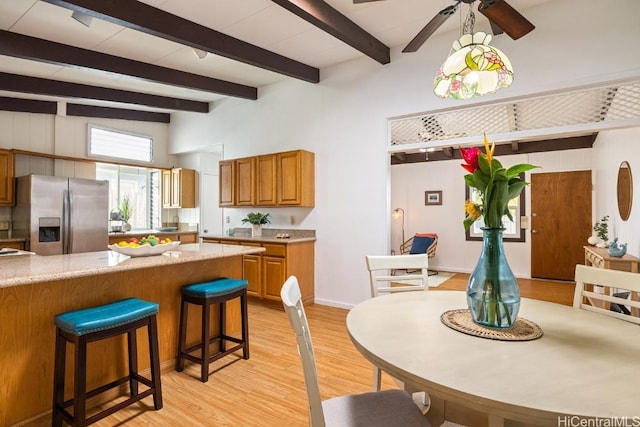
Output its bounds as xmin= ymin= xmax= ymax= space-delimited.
xmin=433 ymin=4 xmax=514 ymax=100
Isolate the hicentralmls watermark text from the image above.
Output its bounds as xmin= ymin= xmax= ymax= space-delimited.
xmin=558 ymin=416 xmax=640 ymax=427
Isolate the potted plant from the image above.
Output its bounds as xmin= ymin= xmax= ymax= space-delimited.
xmin=120 ymin=195 xmax=134 ymax=231
xmin=593 ymin=215 xmax=609 ymax=247
xmin=242 ymin=212 xmax=271 ymax=237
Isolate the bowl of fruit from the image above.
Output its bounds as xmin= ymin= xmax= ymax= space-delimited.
xmin=108 ymin=235 xmax=180 ymax=257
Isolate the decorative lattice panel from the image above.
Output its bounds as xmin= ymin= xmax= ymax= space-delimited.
xmin=390 ymin=80 xmax=640 ymax=146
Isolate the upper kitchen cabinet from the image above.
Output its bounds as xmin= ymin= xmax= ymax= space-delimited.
xmin=0 ymin=149 xmax=15 ymax=205
xmin=277 ymin=150 xmax=314 ymax=207
xmin=219 ymin=160 xmax=235 ymax=206
xmin=236 ymin=157 xmax=256 ymax=206
xmin=219 ymin=150 xmax=314 ymax=207
xmin=256 ymin=154 xmax=277 ymax=206
xmin=162 ymin=168 xmax=196 ymax=208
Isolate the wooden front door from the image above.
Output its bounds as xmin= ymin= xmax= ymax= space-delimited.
xmin=531 ymin=171 xmax=592 ymax=280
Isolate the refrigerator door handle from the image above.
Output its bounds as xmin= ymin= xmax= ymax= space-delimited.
xmin=63 ymin=189 xmax=71 ymax=254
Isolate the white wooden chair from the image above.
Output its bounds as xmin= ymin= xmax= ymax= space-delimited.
xmin=573 ymin=264 xmax=640 ymax=323
xmin=365 ymin=255 xmax=431 ymax=411
xmin=280 ymin=276 xmax=430 ymax=427
xmin=366 ymin=254 xmax=430 ymax=298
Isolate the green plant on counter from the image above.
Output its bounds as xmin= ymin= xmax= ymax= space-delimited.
xmin=241 ymin=212 xmax=271 ymax=225
xmin=120 ymin=195 xmax=133 ymax=223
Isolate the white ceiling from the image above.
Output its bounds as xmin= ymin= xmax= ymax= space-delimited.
xmin=0 ymin=0 xmax=552 ymax=112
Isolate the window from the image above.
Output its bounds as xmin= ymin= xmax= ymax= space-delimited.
xmin=97 ymin=164 xmax=160 ymax=230
xmin=88 ymin=125 xmax=153 ymax=163
xmin=465 ymin=174 xmax=526 ymax=242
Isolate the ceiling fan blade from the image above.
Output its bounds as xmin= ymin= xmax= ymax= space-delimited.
xmin=478 ymin=0 xmax=534 ymax=40
xmin=353 ymin=0 xmax=385 ymax=3
xmin=402 ymin=3 xmax=459 ymax=53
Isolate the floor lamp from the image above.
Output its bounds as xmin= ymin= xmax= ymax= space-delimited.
xmin=392 ymin=208 xmax=405 ymax=253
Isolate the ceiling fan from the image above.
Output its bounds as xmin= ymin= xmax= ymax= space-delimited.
xmin=354 ymin=0 xmax=535 ymax=53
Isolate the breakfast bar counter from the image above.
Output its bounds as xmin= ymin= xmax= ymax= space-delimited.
xmin=0 ymin=243 xmax=264 ymax=426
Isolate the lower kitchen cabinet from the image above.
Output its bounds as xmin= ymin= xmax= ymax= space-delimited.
xmin=202 ymin=238 xmax=314 ymax=304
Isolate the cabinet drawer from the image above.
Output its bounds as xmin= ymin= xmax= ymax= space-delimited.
xmin=262 ymin=243 xmax=286 ymax=257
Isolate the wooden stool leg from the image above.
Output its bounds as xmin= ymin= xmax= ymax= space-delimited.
xmin=176 ymin=299 xmax=188 ymax=372
xmin=241 ymin=291 xmax=249 ymax=359
xmin=201 ymin=298 xmax=211 ymax=382
xmin=52 ymin=329 xmax=66 ymax=427
xmin=128 ymin=329 xmax=139 ymax=396
xmin=147 ymin=315 xmax=163 ymax=410
xmin=74 ymin=336 xmax=88 ymax=427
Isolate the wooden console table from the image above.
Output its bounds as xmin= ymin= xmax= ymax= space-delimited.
xmin=584 ymin=245 xmax=639 ymax=272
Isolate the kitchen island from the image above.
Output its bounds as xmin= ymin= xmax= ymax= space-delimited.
xmin=0 ymin=242 xmax=264 ymax=426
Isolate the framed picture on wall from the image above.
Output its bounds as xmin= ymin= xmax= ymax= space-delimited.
xmin=425 ymin=190 xmax=442 ymax=206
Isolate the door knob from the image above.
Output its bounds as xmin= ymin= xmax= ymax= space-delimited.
xmin=531 ymin=230 xmax=538 ymax=234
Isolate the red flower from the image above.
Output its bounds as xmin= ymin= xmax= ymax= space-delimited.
xmin=460 ymin=147 xmax=481 ymax=173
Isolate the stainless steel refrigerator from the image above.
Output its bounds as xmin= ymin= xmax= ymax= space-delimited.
xmin=13 ymin=175 xmax=109 ymax=255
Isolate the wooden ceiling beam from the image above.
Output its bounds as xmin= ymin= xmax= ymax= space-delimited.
xmin=271 ymin=0 xmax=390 ymax=65
xmin=0 ymin=72 xmax=209 ymax=113
xmin=42 ymin=0 xmax=319 ymax=83
xmin=0 ymin=31 xmax=257 ymax=100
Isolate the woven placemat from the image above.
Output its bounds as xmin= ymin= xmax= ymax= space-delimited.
xmin=440 ymin=309 xmax=543 ymax=341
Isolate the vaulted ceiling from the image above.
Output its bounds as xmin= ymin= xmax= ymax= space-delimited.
xmin=0 ymin=0 xmax=551 ymax=117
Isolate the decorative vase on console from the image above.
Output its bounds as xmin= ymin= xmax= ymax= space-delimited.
xmin=461 ymin=134 xmax=538 ymax=328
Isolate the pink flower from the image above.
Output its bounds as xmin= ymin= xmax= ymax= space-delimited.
xmin=459 ymin=147 xmax=481 ymax=173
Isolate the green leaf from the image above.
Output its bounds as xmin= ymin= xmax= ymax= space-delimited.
xmin=506 ymin=180 xmax=527 ymax=200
xmin=506 ymin=163 xmax=539 ymax=178
xmin=478 ymin=154 xmax=491 ymax=175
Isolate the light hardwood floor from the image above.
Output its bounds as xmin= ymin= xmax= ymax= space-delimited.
xmin=24 ymin=274 xmax=574 ymax=427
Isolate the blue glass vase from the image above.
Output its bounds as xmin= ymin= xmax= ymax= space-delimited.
xmin=467 ymin=227 xmax=520 ymax=328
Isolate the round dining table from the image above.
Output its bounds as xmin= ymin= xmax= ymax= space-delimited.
xmin=346 ymin=291 xmax=640 ymax=426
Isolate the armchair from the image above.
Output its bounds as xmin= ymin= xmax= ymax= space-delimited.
xmin=400 ymin=233 xmax=438 ymax=276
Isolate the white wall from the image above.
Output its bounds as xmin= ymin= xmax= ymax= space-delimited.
xmin=593 ymin=128 xmax=640 ymax=255
xmin=167 ymin=0 xmax=640 ymax=307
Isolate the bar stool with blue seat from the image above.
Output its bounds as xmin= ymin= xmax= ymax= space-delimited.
xmin=177 ymin=277 xmax=249 ymax=382
xmin=52 ymin=298 xmax=163 ymax=427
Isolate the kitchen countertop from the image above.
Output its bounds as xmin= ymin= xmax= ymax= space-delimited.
xmin=204 ymin=234 xmax=316 ymax=244
xmin=0 ymin=242 xmax=264 ymax=289
xmin=204 ymin=228 xmax=316 ymax=244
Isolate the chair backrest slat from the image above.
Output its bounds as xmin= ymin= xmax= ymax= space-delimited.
xmin=573 ymin=264 xmax=640 ymax=325
xmin=366 ymin=254 xmax=429 ymax=298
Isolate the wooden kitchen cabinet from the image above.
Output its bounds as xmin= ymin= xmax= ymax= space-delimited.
xmin=219 ymin=160 xmax=235 ymax=206
xmin=256 ymin=154 xmax=277 ymax=206
xmin=218 ymin=149 xmax=314 ymax=207
xmin=236 ymin=157 xmax=256 ymax=206
xmin=202 ymin=237 xmax=314 ymax=303
xmin=162 ymin=168 xmax=196 ymax=208
xmin=277 ymin=150 xmax=314 ymax=207
xmin=0 ymin=149 xmax=15 ymax=205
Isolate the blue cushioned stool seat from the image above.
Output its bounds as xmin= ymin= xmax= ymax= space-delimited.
xmin=52 ymin=298 xmax=162 ymax=426
xmin=182 ymin=278 xmax=247 ymax=298
xmin=55 ymin=298 xmax=159 ymax=336
xmin=177 ymin=277 xmax=250 ymax=382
